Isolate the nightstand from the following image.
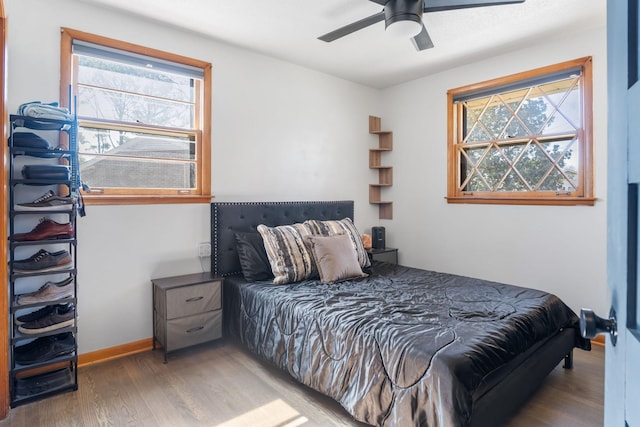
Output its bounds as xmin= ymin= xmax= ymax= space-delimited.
xmin=367 ymin=247 xmax=398 ymax=265
xmin=152 ymin=272 xmax=223 ymax=363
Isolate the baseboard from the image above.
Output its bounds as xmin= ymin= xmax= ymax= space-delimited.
xmin=78 ymin=338 xmax=153 ymax=368
xmin=76 ymin=334 xmax=605 ymax=367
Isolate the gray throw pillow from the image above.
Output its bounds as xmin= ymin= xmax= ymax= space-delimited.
xmin=307 ymin=234 xmax=368 ymax=284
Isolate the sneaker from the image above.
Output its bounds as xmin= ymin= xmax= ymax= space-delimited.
xmin=15 ymin=276 xmax=74 ymax=306
xmin=14 ymin=332 xmax=75 ymax=365
xmin=15 ymin=190 xmax=75 ymax=211
xmin=15 ymin=305 xmax=57 ymax=326
xmin=12 ymin=217 xmax=74 ymax=241
xmin=13 ymin=249 xmax=72 ymax=273
xmin=18 ymin=304 xmax=75 ymax=334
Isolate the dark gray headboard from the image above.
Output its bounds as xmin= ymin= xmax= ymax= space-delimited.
xmin=211 ymin=200 xmax=354 ymax=277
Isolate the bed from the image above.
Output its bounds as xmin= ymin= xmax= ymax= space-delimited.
xmin=210 ymin=200 xmax=590 ymax=427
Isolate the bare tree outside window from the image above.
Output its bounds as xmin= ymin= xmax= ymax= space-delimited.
xmin=60 ymin=28 xmax=211 ymax=204
xmin=76 ymin=56 xmax=197 ymax=189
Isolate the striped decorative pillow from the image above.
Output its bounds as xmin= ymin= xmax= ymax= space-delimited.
xmin=304 ymin=218 xmax=371 ymax=269
xmin=257 ymin=223 xmax=317 ymax=285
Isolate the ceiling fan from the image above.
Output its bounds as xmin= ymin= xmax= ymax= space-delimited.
xmin=318 ymin=0 xmax=526 ymax=51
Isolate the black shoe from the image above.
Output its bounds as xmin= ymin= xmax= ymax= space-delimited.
xmin=15 ymin=367 xmax=73 ymax=398
xmin=14 ymin=333 xmax=75 ymax=365
xmin=18 ymin=304 xmax=75 ymax=335
xmin=14 ymin=305 xmax=57 ymax=325
xmin=15 ymin=190 xmax=75 ymax=211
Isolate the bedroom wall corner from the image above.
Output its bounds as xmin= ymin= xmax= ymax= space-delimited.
xmin=379 ymin=25 xmax=609 ymax=317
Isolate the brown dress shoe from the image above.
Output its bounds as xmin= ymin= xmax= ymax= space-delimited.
xmin=12 ymin=218 xmax=73 ymax=241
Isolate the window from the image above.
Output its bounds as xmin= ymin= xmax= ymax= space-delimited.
xmin=447 ymin=57 xmax=594 ymax=206
xmin=60 ymin=28 xmax=212 ymax=204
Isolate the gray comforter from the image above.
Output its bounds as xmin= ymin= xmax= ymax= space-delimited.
xmin=228 ymin=262 xmax=588 ymax=426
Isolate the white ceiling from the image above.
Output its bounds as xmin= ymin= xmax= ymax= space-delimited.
xmin=77 ymin=0 xmax=606 ymax=89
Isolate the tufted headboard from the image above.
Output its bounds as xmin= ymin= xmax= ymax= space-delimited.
xmin=211 ymin=200 xmax=354 ymax=277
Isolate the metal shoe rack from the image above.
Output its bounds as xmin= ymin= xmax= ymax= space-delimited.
xmin=7 ymin=109 xmax=80 ymax=407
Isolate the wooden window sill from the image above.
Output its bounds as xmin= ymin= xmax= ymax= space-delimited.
xmin=445 ymin=196 xmax=597 ymax=206
xmin=82 ymin=194 xmax=214 ymax=206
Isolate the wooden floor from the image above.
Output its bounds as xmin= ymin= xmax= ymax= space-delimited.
xmin=0 ymin=340 xmax=604 ymax=427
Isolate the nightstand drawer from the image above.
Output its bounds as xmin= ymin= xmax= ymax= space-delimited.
xmin=165 ymin=310 xmax=222 ymax=352
xmin=152 ymin=273 xmax=224 ymax=363
xmin=166 ymin=281 xmax=221 ymax=319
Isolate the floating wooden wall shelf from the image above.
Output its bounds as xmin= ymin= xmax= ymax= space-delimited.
xmin=368 ymin=116 xmax=392 ymax=219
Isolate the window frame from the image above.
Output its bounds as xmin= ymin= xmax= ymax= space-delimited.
xmin=60 ymin=27 xmax=212 ymax=205
xmin=446 ymin=57 xmax=595 ymax=206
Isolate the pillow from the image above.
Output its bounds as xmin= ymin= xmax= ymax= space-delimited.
xmin=307 ymin=234 xmax=368 ymax=284
xmin=257 ymin=223 xmax=317 ymax=285
xmin=234 ymin=232 xmax=274 ymax=282
xmin=304 ymin=217 xmax=371 ymax=269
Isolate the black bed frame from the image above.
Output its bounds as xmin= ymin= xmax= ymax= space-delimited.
xmin=210 ymin=200 xmax=575 ymax=427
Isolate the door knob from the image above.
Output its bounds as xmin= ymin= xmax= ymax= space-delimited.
xmin=580 ymin=307 xmax=617 ymax=346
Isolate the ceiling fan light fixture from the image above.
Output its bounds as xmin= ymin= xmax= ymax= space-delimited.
xmin=318 ymin=0 xmax=526 ymax=50
xmin=384 ymin=0 xmax=424 ymax=39
xmin=385 ymin=16 xmax=423 ymax=38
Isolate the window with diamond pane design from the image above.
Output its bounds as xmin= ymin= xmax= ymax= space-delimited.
xmin=447 ymin=57 xmax=594 ymax=206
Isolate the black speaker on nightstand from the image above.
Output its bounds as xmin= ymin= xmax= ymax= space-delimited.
xmin=372 ymin=226 xmax=386 ymax=249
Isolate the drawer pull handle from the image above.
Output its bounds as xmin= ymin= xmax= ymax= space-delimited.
xmin=185 ymin=296 xmax=204 ymax=302
xmin=186 ymin=326 xmax=204 ymax=333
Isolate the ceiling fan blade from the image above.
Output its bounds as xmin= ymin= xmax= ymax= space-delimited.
xmin=423 ymin=0 xmax=525 ymax=13
xmin=411 ymin=24 xmax=434 ymax=51
xmin=318 ymin=11 xmax=385 ymax=42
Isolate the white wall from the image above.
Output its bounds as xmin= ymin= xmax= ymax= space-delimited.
xmin=5 ymin=0 xmax=608 ymax=354
xmin=380 ymin=27 xmax=609 ymax=317
xmin=5 ymin=0 xmax=381 ymax=353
